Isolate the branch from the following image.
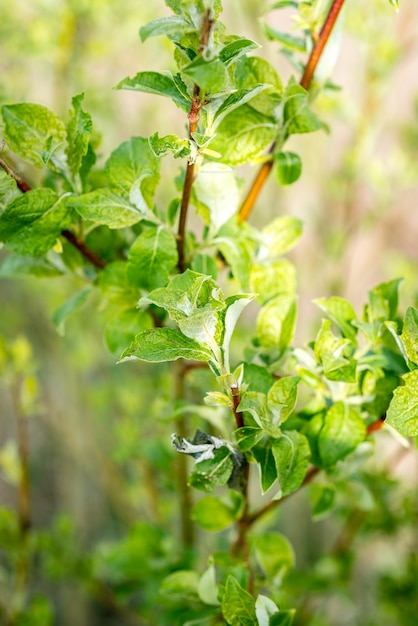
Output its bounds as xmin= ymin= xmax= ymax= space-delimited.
xmin=177 ymin=10 xmax=214 ymax=272
xmin=0 ymin=156 xmax=107 ymax=269
xmin=238 ymin=0 xmax=347 ymax=223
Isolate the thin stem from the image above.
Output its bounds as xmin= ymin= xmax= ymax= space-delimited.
xmin=61 ymin=229 xmax=106 ymax=269
xmin=177 ymin=10 xmax=213 ymax=272
xmin=0 ymin=155 xmax=31 ymax=192
xmin=238 ymin=0 xmax=347 ymax=223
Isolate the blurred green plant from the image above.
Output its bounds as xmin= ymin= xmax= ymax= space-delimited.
xmin=0 ymin=0 xmax=417 ymax=625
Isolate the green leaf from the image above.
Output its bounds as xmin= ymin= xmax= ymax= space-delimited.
xmin=66 ymin=93 xmax=92 ymax=179
xmin=260 ymin=216 xmax=303 ymax=257
xmin=269 ymin=1 xmax=298 ymax=8
xmin=104 ymin=309 xmax=153 ymax=356
xmin=116 ymin=71 xmax=190 ymax=111
xmin=253 ymin=533 xmax=295 ymax=581
xmin=0 ymin=254 xmax=63 ymax=278
xmin=208 ymin=104 xmax=277 ymax=166
xmin=215 ymin=234 xmax=253 ymax=289
xmin=389 ymin=0 xmax=399 ymax=9
xmin=234 ymin=427 xmax=263 ymax=451
xmin=283 ymin=84 xmax=323 ymax=135
xmin=272 ymin=431 xmax=310 ymax=498
xmin=148 ymin=132 xmax=193 ymax=159
xmin=235 ymin=56 xmax=283 ymax=115
xmin=0 ymin=170 xmax=20 ymax=209
xmin=255 ymin=595 xmax=280 ymax=626
xmin=386 ymin=370 xmax=418 ymax=436
xmin=314 ymin=296 xmax=358 ymax=342
xmin=400 ymin=307 xmax=418 ymax=365
xmin=318 ymin=402 xmax=366 ymax=468
xmin=68 ymin=189 xmax=144 ymax=228
xmin=256 ymin=295 xmax=297 ymax=352
xmin=366 ymin=278 xmax=403 ymax=323
xmin=182 ymin=56 xmax=228 ymax=93
xmin=310 ymin=483 xmax=336 ymax=520
xmin=250 ymin=259 xmax=297 ymax=305
xmin=267 ymin=376 xmax=299 ymax=425
xmin=222 ymin=576 xmax=257 ymax=626
xmin=190 ymin=446 xmax=234 ymax=493
xmin=314 ymin=319 xmax=357 ymax=382
xmin=198 ymin=564 xmax=220 ymax=606
xmin=270 ymin=611 xmax=296 ymax=626
xmin=213 ymin=85 xmax=267 ymax=126
xmin=140 ymin=15 xmax=193 ymax=42
xmin=261 ymin=22 xmax=306 ymax=52
xmin=252 ymin=445 xmax=277 ymax=493
xmin=126 ymin=226 xmax=177 ymax=291
xmin=0 ymin=189 xmax=71 ymax=256
xmin=222 ymin=294 xmax=256 ymax=369
xmin=2 ymin=103 xmax=67 ymax=171
xmin=105 ymin=137 xmax=161 ymax=214
xmin=52 ymin=287 xmax=91 ymax=336
xmin=99 ymin=261 xmax=138 ymax=307
xmin=219 ymin=38 xmax=260 ymax=66
xmin=160 ymin=570 xmax=200 ymax=601
xmin=274 ymin=151 xmax=302 ymax=185
xmin=120 ymin=328 xmax=213 ymax=363
xmin=194 ymin=164 xmax=241 ymax=234
xmin=192 ymin=495 xmax=236 ymax=531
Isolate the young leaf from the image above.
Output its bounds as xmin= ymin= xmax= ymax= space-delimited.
xmin=182 ymin=56 xmax=228 ymax=93
xmin=314 ymin=296 xmax=358 ymax=342
xmin=314 ymin=319 xmax=357 ymax=382
xmin=116 ymin=71 xmax=190 ymax=111
xmin=235 ymin=56 xmax=283 ymax=115
xmin=400 ymin=306 xmax=418 ymax=365
xmin=283 ymin=84 xmax=323 ymax=135
xmin=189 ymin=447 xmax=235 ymax=493
xmin=255 ymin=595 xmax=280 ymax=626
xmin=259 ymin=215 xmax=303 ymax=257
xmin=222 ymin=576 xmax=257 ymax=626
xmin=192 ymin=495 xmax=236 ymax=531
xmin=261 ymin=22 xmax=306 ymax=53
xmin=222 ymin=294 xmax=256 ymax=369
xmin=252 ymin=444 xmax=277 ymax=493
xmin=270 ymin=611 xmax=296 ymax=626
xmin=212 ymin=85 xmax=267 ymax=126
xmin=272 ymin=431 xmax=310 ymax=498
xmin=69 ymin=189 xmax=144 ymax=228
xmin=253 ymin=533 xmax=295 ymax=581
xmin=256 ymin=294 xmax=297 ymax=352
xmin=52 ymin=287 xmax=91 ymax=336
xmin=219 ymin=38 xmax=260 ymax=66
xmin=148 ymin=132 xmax=193 ymax=159
xmin=0 ymin=170 xmax=20 ymax=209
xmin=2 ymin=103 xmax=67 ymax=171
xmin=274 ymin=151 xmax=302 ymax=185
xmin=126 ymin=226 xmax=177 ymax=291
xmin=66 ymin=93 xmax=92 ymax=179
xmin=0 ymin=254 xmax=63 ymax=278
xmin=234 ymin=427 xmax=264 ymax=451
xmin=0 ymin=190 xmax=71 ymax=256
xmin=105 ymin=137 xmax=160 ymax=211
xmin=386 ymin=370 xmax=418 ymax=436
xmin=104 ymin=309 xmax=153 ymax=356
xmin=310 ymin=483 xmax=336 ymax=520
xmin=193 ymin=164 xmax=241 ymax=234
xmin=198 ymin=564 xmax=220 ymax=606
xmin=208 ymin=104 xmax=277 ymax=166
xmin=160 ymin=570 xmax=200 ymax=601
xmin=250 ymin=259 xmax=297 ymax=305
xmin=318 ymin=402 xmax=366 ymax=468
xmin=139 ymin=15 xmax=193 ymax=42
xmin=267 ymin=376 xmax=300 ymax=425
xmin=120 ymin=328 xmax=213 ymax=363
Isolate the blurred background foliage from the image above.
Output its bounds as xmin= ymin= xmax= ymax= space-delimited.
xmin=0 ymin=0 xmax=417 ymax=624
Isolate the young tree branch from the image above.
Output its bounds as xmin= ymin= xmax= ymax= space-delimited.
xmin=177 ymin=10 xmax=214 ymax=272
xmin=238 ymin=0 xmax=347 ymax=223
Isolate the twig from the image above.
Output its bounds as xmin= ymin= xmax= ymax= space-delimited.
xmin=238 ymin=0 xmax=347 ymax=223
xmin=177 ymin=10 xmax=214 ymax=271
xmin=0 ymin=155 xmax=31 ymax=192
xmin=61 ymin=229 xmax=106 ymax=269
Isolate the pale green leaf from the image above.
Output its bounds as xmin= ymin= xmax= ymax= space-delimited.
xmin=314 ymin=296 xmax=357 ymax=342
xmin=69 ymin=189 xmax=143 ymax=228
xmin=2 ymin=103 xmax=67 ymax=171
xmin=104 ymin=309 xmax=153 ymax=356
xmin=219 ymin=38 xmax=260 ymax=66
xmin=126 ymin=226 xmax=177 ymax=291
xmin=267 ymin=376 xmax=299 ymax=424
xmin=190 ymin=447 xmax=234 ymax=492
xmin=255 ymin=595 xmax=280 ymax=626
xmin=120 ymin=327 xmax=212 ymax=362
xmin=386 ymin=370 xmax=418 ymax=436
xmin=234 ymin=427 xmax=263 ymax=451
xmin=0 ymin=254 xmax=63 ymax=278
xmin=283 ymin=84 xmax=323 ymax=135
xmin=213 ymin=85 xmax=267 ymax=126
xmin=140 ymin=15 xmax=193 ymax=42
xmin=262 ymin=22 xmax=306 ymax=52
xmin=314 ymin=319 xmax=357 ymax=382
xmin=0 ymin=170 xmax=20 ymax=209
xmin=253 ymin=533 xmax=295 ymax=581
xmin=66 ymin=93 xmax=92 ymax=178
xmin=250 ymin=259 xmax=297 ymax=305
xmin=192 ymin=495 xmax=236 ymax=531
xmin=400 ymin=306 xmax=418 ymax=365
xmin=194 ymin=164 xmax=241 ymax=233
xmin=260 ymin=216 xmax=303 ymax=257
xmin=182 ymin=56 xmax=228 ymax=93
xmin=198 ymin=564 xmax=220 ymax=606
xmin=0 ymin=189 xmax=71 ymax=256
xmin=148 ymin=132 xmax=193 ymax=159
xmin=52 ymin=287 xmax=91 ymax=336
xmin=256 ymin=294 xmax=297 ymax=352
xmin=160 ymin=570 xmax=200 ymax=601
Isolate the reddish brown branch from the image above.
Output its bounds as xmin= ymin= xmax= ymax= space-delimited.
xmin=0 ymin=155 xmax=31 ymax=192
xmin=61 ymin=229 xmax=106 ymax=269
xmin=238 ymin=0 xmax=347 ymax=223
xmin=177 ymin=10 xmax=213 ymax=272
